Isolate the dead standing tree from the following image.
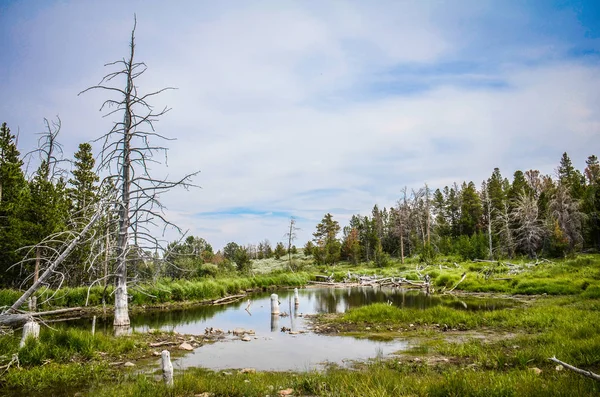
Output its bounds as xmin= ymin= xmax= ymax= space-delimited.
xmin=79 ymin=17 xmax=197 ymax=328
xmin=25 ymin=117 xmax=67 ymax=307
xmin=284 ymin=217 xmax=300 ymax=272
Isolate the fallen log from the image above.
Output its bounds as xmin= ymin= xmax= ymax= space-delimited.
xmin=212 ymin=294 xmax=246 ymax=305
xmin=549 ymin=356 xmax=600 ymax=381
xmin=149 ymin=341 xmax=179 ymax=348
xmin=0 ymin=307 xmax=83 ymax=327
xmin=308 ymin=281 xmax=337 ymax=286
xmin=447 ymin=273 xmax=467 ymax=293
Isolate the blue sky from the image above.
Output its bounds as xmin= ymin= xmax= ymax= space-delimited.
xmin=1 ymin=0 xmax=599 ymax=249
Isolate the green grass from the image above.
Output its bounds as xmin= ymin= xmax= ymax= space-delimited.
xmin=2 ymin=255 xmax=600 ymax=396
xmin=1 ymin=362 xmax=114 ymax=396
xmin=85 ymin=362 xmax=599 ymax=397
xmin=0 ymin=327 xmax=139 ymax=367
xmin=0 ymin=272 xmax=311 ymax=309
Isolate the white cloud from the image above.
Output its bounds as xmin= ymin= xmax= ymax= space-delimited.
xmin=1 ymin=1 xmax=599 ymax=250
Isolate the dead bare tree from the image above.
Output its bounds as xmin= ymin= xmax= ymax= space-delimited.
xmin=493 ymin=201 xmax=515 ymax=258
xmin=23 ymin=116 xmax=68 ymax=309
xmin=510 ymin=192 xmax=544 ymax=258
xmin=549 ymin=184 xmax=585 ymax=251
xmin=284 ymin=217 xmax=300 ymax=272
xmin=79 ymin=16 xmax=198 ymax=328
xmin=395 ymin=187 xmax=410 ymax=264
xmin=481 ymin=181 xmax=494 ymax=260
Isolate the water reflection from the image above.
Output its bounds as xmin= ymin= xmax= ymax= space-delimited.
xmin=65 ymin=287 xmax=515 ymax=371
xmin=82 ymin=287 xmax=514 ymax=335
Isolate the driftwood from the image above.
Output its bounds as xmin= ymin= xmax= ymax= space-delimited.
xmin=149 ymin=340 xmax=179 ymax=348
xmin=212 ymin=294 xmax=246 ymax=305
xmin=0 ymin=307 xmax=83 ymax=327
xmin=447 ymin=273 xmax=467 ymax=293
xmin=549 ymin=356 xmax=600 ymax=381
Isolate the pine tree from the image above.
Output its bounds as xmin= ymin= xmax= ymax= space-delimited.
xmin=583 ymin=155 xmax=600 ymax=249
xmin=557 ymin=152 xmax=585 ymax=199
xmin=0 ymin=122 xmax=27 ymax=287
xmin=432 ymin=188 xmax=450 ymax=237
xmin=69 ymin=143 xmax=99 ymax=214
xmin=459 ymin=182 xmax=483 ymax=236
xmin=341 ymin=226 xmax=361 ymax=264
xmin=312 ymin=213 xmax=341 ymax=265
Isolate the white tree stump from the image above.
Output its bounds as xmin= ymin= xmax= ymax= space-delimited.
xmin=161 ymin=350 xmax=174 ymax=387
xmin=294 ymin=288 xmax=299 ymax=306
xmin=113 ymin=284 xmax=130 ymax=326
xmin=114 ymin=325 xmax=131 ymax=337
xmin=20 ymin=320 xmax=40 ymax=348
xmin=91 ymin=315 xmax=96 ymax=336
xmin=271 ymin=293 xmax=279 ymax=315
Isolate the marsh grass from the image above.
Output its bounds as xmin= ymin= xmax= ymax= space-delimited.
xmin=0 ymin=272 xmax=311 ymax=309
xmin=85 ymin=362 xmax=600 ymax=397
xmin=0 ymin=327 xmax=139 ymax=367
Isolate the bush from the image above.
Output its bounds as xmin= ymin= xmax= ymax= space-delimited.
xmin=197 ymin=263 xmax=219 ymax=278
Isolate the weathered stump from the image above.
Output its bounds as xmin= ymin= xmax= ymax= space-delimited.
xmin=161 ymin=350 xmax=174 ymax=387
xmin=20 ymin=320 xmax=40 ymax=348
xmin=113 ymin=285 xmax=130 ymax=326
xmin=91 ymin=315 xmax=96 ymax=336
xmin=294 ymin=288 xmax=299 ymax=306
xmin=271 ymin=293 xmax=279 ymax=315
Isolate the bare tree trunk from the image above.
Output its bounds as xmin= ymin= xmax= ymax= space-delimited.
xmin=34 ymin=247 xmax=40 ymax=284
xmin=400 ymin=226 xmax=404 ymax=265
xmin=425 ymin=184 xmax=431 ymax=245
xmin=484 ymin=186 xmax=493 ymax=260
xmin=113 ymin=38 xmax=134 ymax=327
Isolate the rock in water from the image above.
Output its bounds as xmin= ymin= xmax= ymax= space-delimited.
xmin=179 ymin=342 xmax=194 ymax=351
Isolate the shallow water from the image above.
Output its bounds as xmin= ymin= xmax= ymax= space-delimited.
xmin=85 ymin=287 xmax=514 ymax=371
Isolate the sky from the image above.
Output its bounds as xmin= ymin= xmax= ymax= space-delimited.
xmin=1 ymin=0 xmax=599 ymax=250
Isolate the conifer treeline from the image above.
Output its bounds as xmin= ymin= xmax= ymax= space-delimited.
xmin=0 ymin=122 xmax=104 ymax=287
xmin=306 ymin=152 xmax=599 ymax=265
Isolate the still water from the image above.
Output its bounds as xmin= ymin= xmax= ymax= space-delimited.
xmin=90 ymin=287 xmax=513 ymax=371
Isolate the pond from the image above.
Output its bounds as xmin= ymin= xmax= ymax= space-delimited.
xmin=88 ymin=287 xmax=514 ymax=371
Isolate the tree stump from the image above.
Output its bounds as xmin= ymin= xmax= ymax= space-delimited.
xmin=271 ymin=294 xmax=279 ymax=315
xmin=161 ymin=350 xmax=174 ymax=387
xmin=20 ymin=320 xmax=40 ymax=348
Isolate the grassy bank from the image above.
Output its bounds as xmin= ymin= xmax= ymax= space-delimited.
xmin=0 ymin=272 xmax=310 ymax=309
xmin=324 ymin=296 xmax=600 ymax=368
xmin=0 ymin=327 xmax=191 ymax=396
xmin=2 ymin=255 xmax=600 ymax=396
xmin=88 ymin=360 xmax=599 ymax=396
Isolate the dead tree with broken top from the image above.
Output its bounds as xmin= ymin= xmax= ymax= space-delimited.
xmin=79 ymin=17 xmax=197 ymax=327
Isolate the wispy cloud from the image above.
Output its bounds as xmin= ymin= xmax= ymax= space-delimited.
xmin=1 ymin=0 xmax=599 ymax=249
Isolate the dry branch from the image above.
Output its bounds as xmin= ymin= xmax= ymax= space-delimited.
xmin=549 ymin=356 xmax=600 ymax=381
